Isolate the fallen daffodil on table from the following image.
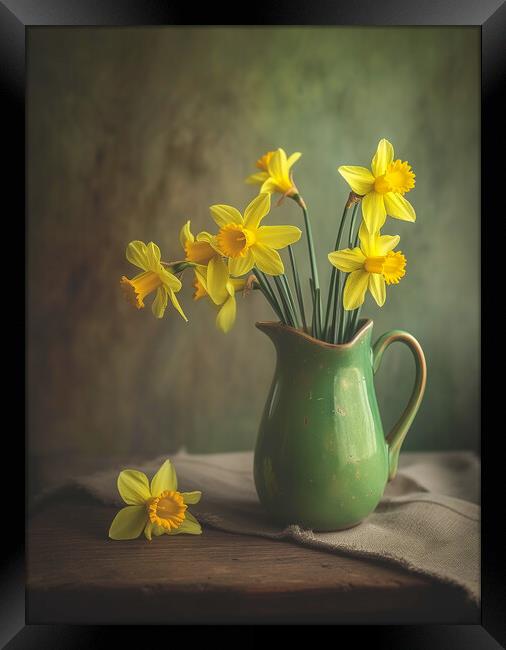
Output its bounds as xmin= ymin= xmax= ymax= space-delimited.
xmin=108 ymin=459 xmax=202 ymax=541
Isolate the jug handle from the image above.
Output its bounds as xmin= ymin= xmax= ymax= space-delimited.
xmin=372 ymin=330 xmax=427 ymax=481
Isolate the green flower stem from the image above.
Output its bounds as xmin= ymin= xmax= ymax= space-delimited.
xmin=291 ymin=194 xmax=321 ymax=338
xmin=280 ymin=274 xmax=301 ymax=329
xmin=346 ymin=306 xmax=362 ymax=342
xmin=323 ymin=201 xmax=352 ymax=340
xmin=254 ymin=268 xmax=284 ymax=322
xmin=348 ymin=203 xmax=360 ymax=247
xmin=342 ymin=204 xmax=361 ymax=340
xmin=324 ymin=278 xmax=336 ymax=340
xmin=288 ymin=245 xmax=307 ymax=332
xmin=314 ymin=288 xmax=322 ymax=339
xmin=273 ymin=275 xmax=296 ymax=327
xmin=333 ymin=202 xmax=359 ymax=344
xmin=337 ymin=299 xmax=347 ymax=343
xmin=309 ymin=277 xmax=316 ymax=337
xmin=333 ymin=273 xmax=345 ymax=344
xmin=259 ymin=270 xmax=278 ymax=306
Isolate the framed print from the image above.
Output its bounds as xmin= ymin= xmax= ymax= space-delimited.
xmin=2 ymin=0 xmax=504 ymax=646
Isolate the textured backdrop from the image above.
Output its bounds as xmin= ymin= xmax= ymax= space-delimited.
xmin=27 ymin=27 xmax=480 ymax=490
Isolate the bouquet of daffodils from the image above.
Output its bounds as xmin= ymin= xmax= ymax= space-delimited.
xmin=120 ymin=139 xmax=416 ymax=343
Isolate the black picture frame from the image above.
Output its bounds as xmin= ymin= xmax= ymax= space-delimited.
xmin=3 ymin=0 xmax=503 ymax=646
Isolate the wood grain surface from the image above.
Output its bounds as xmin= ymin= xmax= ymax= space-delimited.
xmin=27 ymin=498 xmax=479 ymax=624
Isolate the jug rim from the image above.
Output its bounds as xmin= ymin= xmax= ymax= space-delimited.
xmin=255 ymin=318 xmax=373 ymax=349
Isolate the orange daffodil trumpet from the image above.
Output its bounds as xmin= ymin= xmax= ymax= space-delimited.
xmin=328 ymin=222 xmax=406 ymax=310
xmin=246 ymin=148 xmax=301 ymax=201
xmin=109 ymin=459 xmax=202 ymax=541
xmin=179 ymin=220 xmax=217 ymax=266
xmin=211 ymin=192 xmax=302 ymax=276
xmin=338 ymin=139 xmax=416 ymax=233
xmin=120 ymin=241 xmax=187 ymax=321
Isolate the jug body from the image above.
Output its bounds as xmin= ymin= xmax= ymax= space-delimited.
xmin=254 ymin=320 xmax=389 ymax=531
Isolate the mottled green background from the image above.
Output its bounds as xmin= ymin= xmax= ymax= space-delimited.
xmin=28 ymin=27 xmax=480 ymax=490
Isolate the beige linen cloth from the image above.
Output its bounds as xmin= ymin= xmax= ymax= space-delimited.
xmin=52 ymin=450 xmax=480 ymax=605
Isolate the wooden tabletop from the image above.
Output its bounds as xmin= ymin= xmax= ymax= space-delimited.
xmin=27 ymin=496 xmax=479 ymax=625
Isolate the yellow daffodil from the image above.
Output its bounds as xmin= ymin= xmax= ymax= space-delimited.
xmin=338 ymin=139 xmax=416 ymax=232
xmin=193 ymin=263 xmax=246 ymax=333
xmin=109 ymin=459 xmax=202 ymax=541
xmin=328 ymin=223 xmax=406 ymax=310
xmin=179 ymin=220 xmax=244 ymax=332
xmin=179 ymin=220 xmax=217 ymax=266
xmin=211 ymin=192 xmax=301 ymax=276
xmin=246 ymin=148 xmax=301 ymax=199
xmin=120 ymin=241 xmax=187 ymax=321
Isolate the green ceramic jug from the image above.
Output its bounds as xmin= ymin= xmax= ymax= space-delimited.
xmin=254 ymin=319 xmax=427 ymax=531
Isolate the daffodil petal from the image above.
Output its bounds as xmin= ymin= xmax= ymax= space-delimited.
xmin=109 ymin=506 xmax=147 ymax=540
xmin=244 ymin=192 xmax=271 ymax=229
xmin=328 ymin=247 xmax=365 ymax=272
xmin=338 ymin=166 xmax=375 ymax=195
xmin=179 ymin=220 xmax=194 ymax=248
xmin=167 ymin=511 xmax=202 ymax=535
xmin=145 ymin=522 xmax=166 ymax=538
xmin=358 ymin=221 xmax=375 ymax=258
xmin=246 ymin=171 xmax=269 ymax=185
xmin=255 ymin=225 xmax=301 ymax=249
xmin=371 ymin=139 xmax=394 ymax=177
xmin=362 ymin=191 xmax=387 ymax=233
xmin=182 ymin=491 xmax=202 ymax=504
xmin=159 ymin=267 xmax=182 ymax=291
xmin=195 ymin=231 xmax=214 ymax=243
xmin=126 ymin=241 xmax=149 ymax=271
xmin=150 ymin=459 xmax=177 ymax=496
xmin=152 ymin=286 xmax=168 ymax=318
xmin=168 ymin=289 xmax=188 ymax=322
xmin=194 ymin=266 xmax=208 ymax=293
xmin=216 ymin=294 xmax=236 ymax=333
xmin=154 ymin=524 xmax=166 ymax=536
xmin=267 ymin=148 xmax=289 ymax=181
xmin=369 ymin=273 xmax=386 ymax=306
xmin=377 ymin=234 xmax=401 ymax=256
xmin=287 ymin=152 xmax=302 ymax=169
xmin=343 ymin=270 xmax=369 ymax=310
xmin=145 ymin=242 xmax=162 ymax=270
xmin=384 ymin=192 xmax=416 ymax=222
xmin=206 ymin=256 xmax=229 ymax=305
xmin=252 ymin=244 xmax=284 ymax=275
xmin=185 ymin=511 xmax=202 ymax=528
xmin=196 ymin=232 xmax=222 ymax=255
xmin=117 ymin=470 xmax=151 ymax=505
xmin=210 ymin=204 xmax=243 ymax=228
xmin=144 ymin=521 xmax=153 ymax=541
xmin=260 ymin=178 xmax=278 ymax=194
xmin=358 ymin=222 xmax=399 ymax=259
xmin=230 ymin=278 xmax=246 ymax=291
xmin=229 ymin=250 xmax=255 ymax=276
